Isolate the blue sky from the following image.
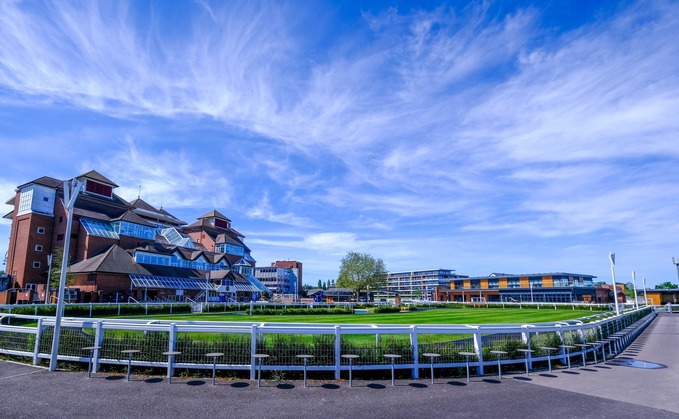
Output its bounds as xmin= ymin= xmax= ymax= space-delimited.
xmin=1 ymin=0 xmax=678 ymax=287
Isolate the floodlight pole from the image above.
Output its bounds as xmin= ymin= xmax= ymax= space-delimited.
xmin=50 ymin=179 xmax=83 ymax=371
xmin=609 ymin=252 xmax=620 ymax=316
xmin=632 ymin=271 xmax=638 ymax=309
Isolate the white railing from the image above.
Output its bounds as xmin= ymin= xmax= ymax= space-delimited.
xmin=0 ymin=306 xmax=655 ymax=381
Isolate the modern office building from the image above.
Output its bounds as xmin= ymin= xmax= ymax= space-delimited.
xmin=271 ymin=260 xmax=303 ymax=296
xmin=254 ymin=265 xmax=299 ymax=295
xmin=1 ymin=170 xmax=269 ymax=303
xmin=386 ymin=269 xmax=468 ymax=300
xmin=434 ymin=272 xmax=603 ymax=303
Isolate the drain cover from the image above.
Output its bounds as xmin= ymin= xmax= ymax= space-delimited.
xmin=606 ymin=359 xmax=666 ymax=369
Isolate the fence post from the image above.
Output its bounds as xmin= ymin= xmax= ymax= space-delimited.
xmin=168 ymin=323 xmax=176 ymax=378
xmin=473 ymin=330 xmax=484 ymax=375
xmin=250 ymin=324 xmax=258 ymax=381
xmin=334 ymin=325 xmax=341 ymax=380
xmin=93 ymin=321 xmax=104 ymax=372
xmin=33 ymin=318 xmax=43 ymax=365
xmin=555 ymin=325 xmax=565 ymax=363
xmin=521 ymin=325 xmax=532 ymax=369
xmin=410 ymin=325 xmax=419 ymax=379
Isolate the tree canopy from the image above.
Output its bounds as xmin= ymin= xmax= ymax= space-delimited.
xmin=336 ymin=251 xmax=387 ymax=298
xmin=47 ymin=246 xmax=74 ymax=288
xmin=655 ymin=281 xmax=678 ymax=290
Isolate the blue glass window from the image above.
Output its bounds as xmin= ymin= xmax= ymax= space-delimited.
xmin=80 ymin=218 xmax=119 ymax=239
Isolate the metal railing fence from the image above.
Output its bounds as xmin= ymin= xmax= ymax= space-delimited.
xmin=0 ymin=306 xmax=655 ymax=381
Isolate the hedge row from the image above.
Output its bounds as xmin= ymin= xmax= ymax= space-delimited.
xmin=251 ymin=307 xmax=353 ymax=316
xmin=4 ymin=304 xmax=192 ymax=317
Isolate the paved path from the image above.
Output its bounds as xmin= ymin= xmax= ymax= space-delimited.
xmin=526 ymin=312 xmax=679 ymax=413
xmin=0 ymin=313 xmax=677 ymax=419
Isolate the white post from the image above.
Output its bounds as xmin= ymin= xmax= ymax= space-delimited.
xmin=643 ymin=277 xmax=648 ymax=306
xmin=632 ymin=271 xmax=638 ymax=309
xmin=530 ymin=282 xmax=534 ymax=304
xmin=50 ymin=179 xmax=83 ymax=371
xmin=410 ymin=325 xmax=419 ymax=379
xmin=609 ymin=252 xmax=620 ymax=316
xmin=45 ymin=254 xmax=53 ymax=304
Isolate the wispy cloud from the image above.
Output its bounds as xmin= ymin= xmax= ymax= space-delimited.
xmin=0 ymin=1 xmax=677 ymax=284
xmin=247 ymin=193 xmax=314 ymax=228
xmin=90 ymin=135 xmax=232 ymax=210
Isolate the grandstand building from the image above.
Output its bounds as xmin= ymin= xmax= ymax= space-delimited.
xmin=1 ymin=170 xmax=269 ymax=303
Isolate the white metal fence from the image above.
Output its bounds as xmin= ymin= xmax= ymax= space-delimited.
xmin=0 ymin=306 xmax=655 ymax=381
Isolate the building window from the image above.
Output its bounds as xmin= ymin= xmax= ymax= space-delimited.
xmin=32 ymin=261 xmax=41 ymax=269
xmin=37 ymin=227 xmax=46 ymax=234
xmin=57 ymin=234 xmax=64 ymax=241
xmin=35 ymin=245 xmax=43 ymax=252
xmin=85 ymin=181 xmax=113 ymax=198
xmin=59 ymin=216 xmax=63 ymax=223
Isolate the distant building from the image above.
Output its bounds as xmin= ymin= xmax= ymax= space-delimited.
xmin=435 ymin=272 xmax=604 ymax=303
xmin=254 ymin=265 xmax=298 ymax=295
xmin=386 ymin=269 xmax=467 ymax=300
xmin=645 ymin=289 xmax=679 ymax=305
xmin=2 ymin=170 xmax=268 ymax=304
xmin=272 ymin=260 xmax=303 ymax=296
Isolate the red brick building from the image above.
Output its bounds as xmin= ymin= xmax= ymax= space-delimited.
xmin=1 ymin=170 xmax=269 ymax=303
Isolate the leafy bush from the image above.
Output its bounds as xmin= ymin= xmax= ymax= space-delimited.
xmin=373 ymin=305 xmax=401 ymax=313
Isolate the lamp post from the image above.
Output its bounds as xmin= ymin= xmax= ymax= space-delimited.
xmin=50 ymin=179 xmax=83 ymax=371
xmin=609 ymin=252 xmax=620 ymax=316
xmin=45 ymin=254 xmax=53 ymax=304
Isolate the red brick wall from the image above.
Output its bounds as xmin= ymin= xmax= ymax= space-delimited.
xmin=6 ymin=212 xmax=54 ymax=289
xmin=72 ymin=272 xmax=131 ymax=293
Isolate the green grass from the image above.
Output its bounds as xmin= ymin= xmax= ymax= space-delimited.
xmin=111 ymin=307 xmax=592 ymax=325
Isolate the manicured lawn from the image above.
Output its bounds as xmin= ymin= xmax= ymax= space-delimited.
xmin=117 ymin=307 xmax=597 ymax=325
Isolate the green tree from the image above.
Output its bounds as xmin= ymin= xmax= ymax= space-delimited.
xmin=336 ymin=251 xmax=387 ymax=301
xmin=317 ymin=279 xmax=322 ymax=289
xmin=624 ymin=281 xmax=636 ymax=298
xmin=48 ymin=247 xmax=75 ymax=288
xmin=655 ymin=281 xmax=678 ymax=290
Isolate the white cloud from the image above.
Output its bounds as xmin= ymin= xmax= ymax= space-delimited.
xmin=247 ymin=193 xmax=314 ymax=228
xmin=89 ymin=135 xmax=232 ymax=210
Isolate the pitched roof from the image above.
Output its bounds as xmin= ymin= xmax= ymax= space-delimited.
xmin=74 ymin=208 xmax=112 ymax=221
xmin=69 ymin=245 xmax=151 ymax=275
xmin=197 ymin=210 xmax=231 ymax=221
xmin=129 ymin=198 xmax=158 ymax=212
xmin=76 ymin=170 xmax=119 ymax=187
xmin=17 ymin=176 xmax=63 ymax=190
xmin=111 ymin=210 xmax=156 ymax=227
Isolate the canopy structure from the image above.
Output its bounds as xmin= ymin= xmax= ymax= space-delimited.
xmin=129 ymin=274 xmax=213 ymax=291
